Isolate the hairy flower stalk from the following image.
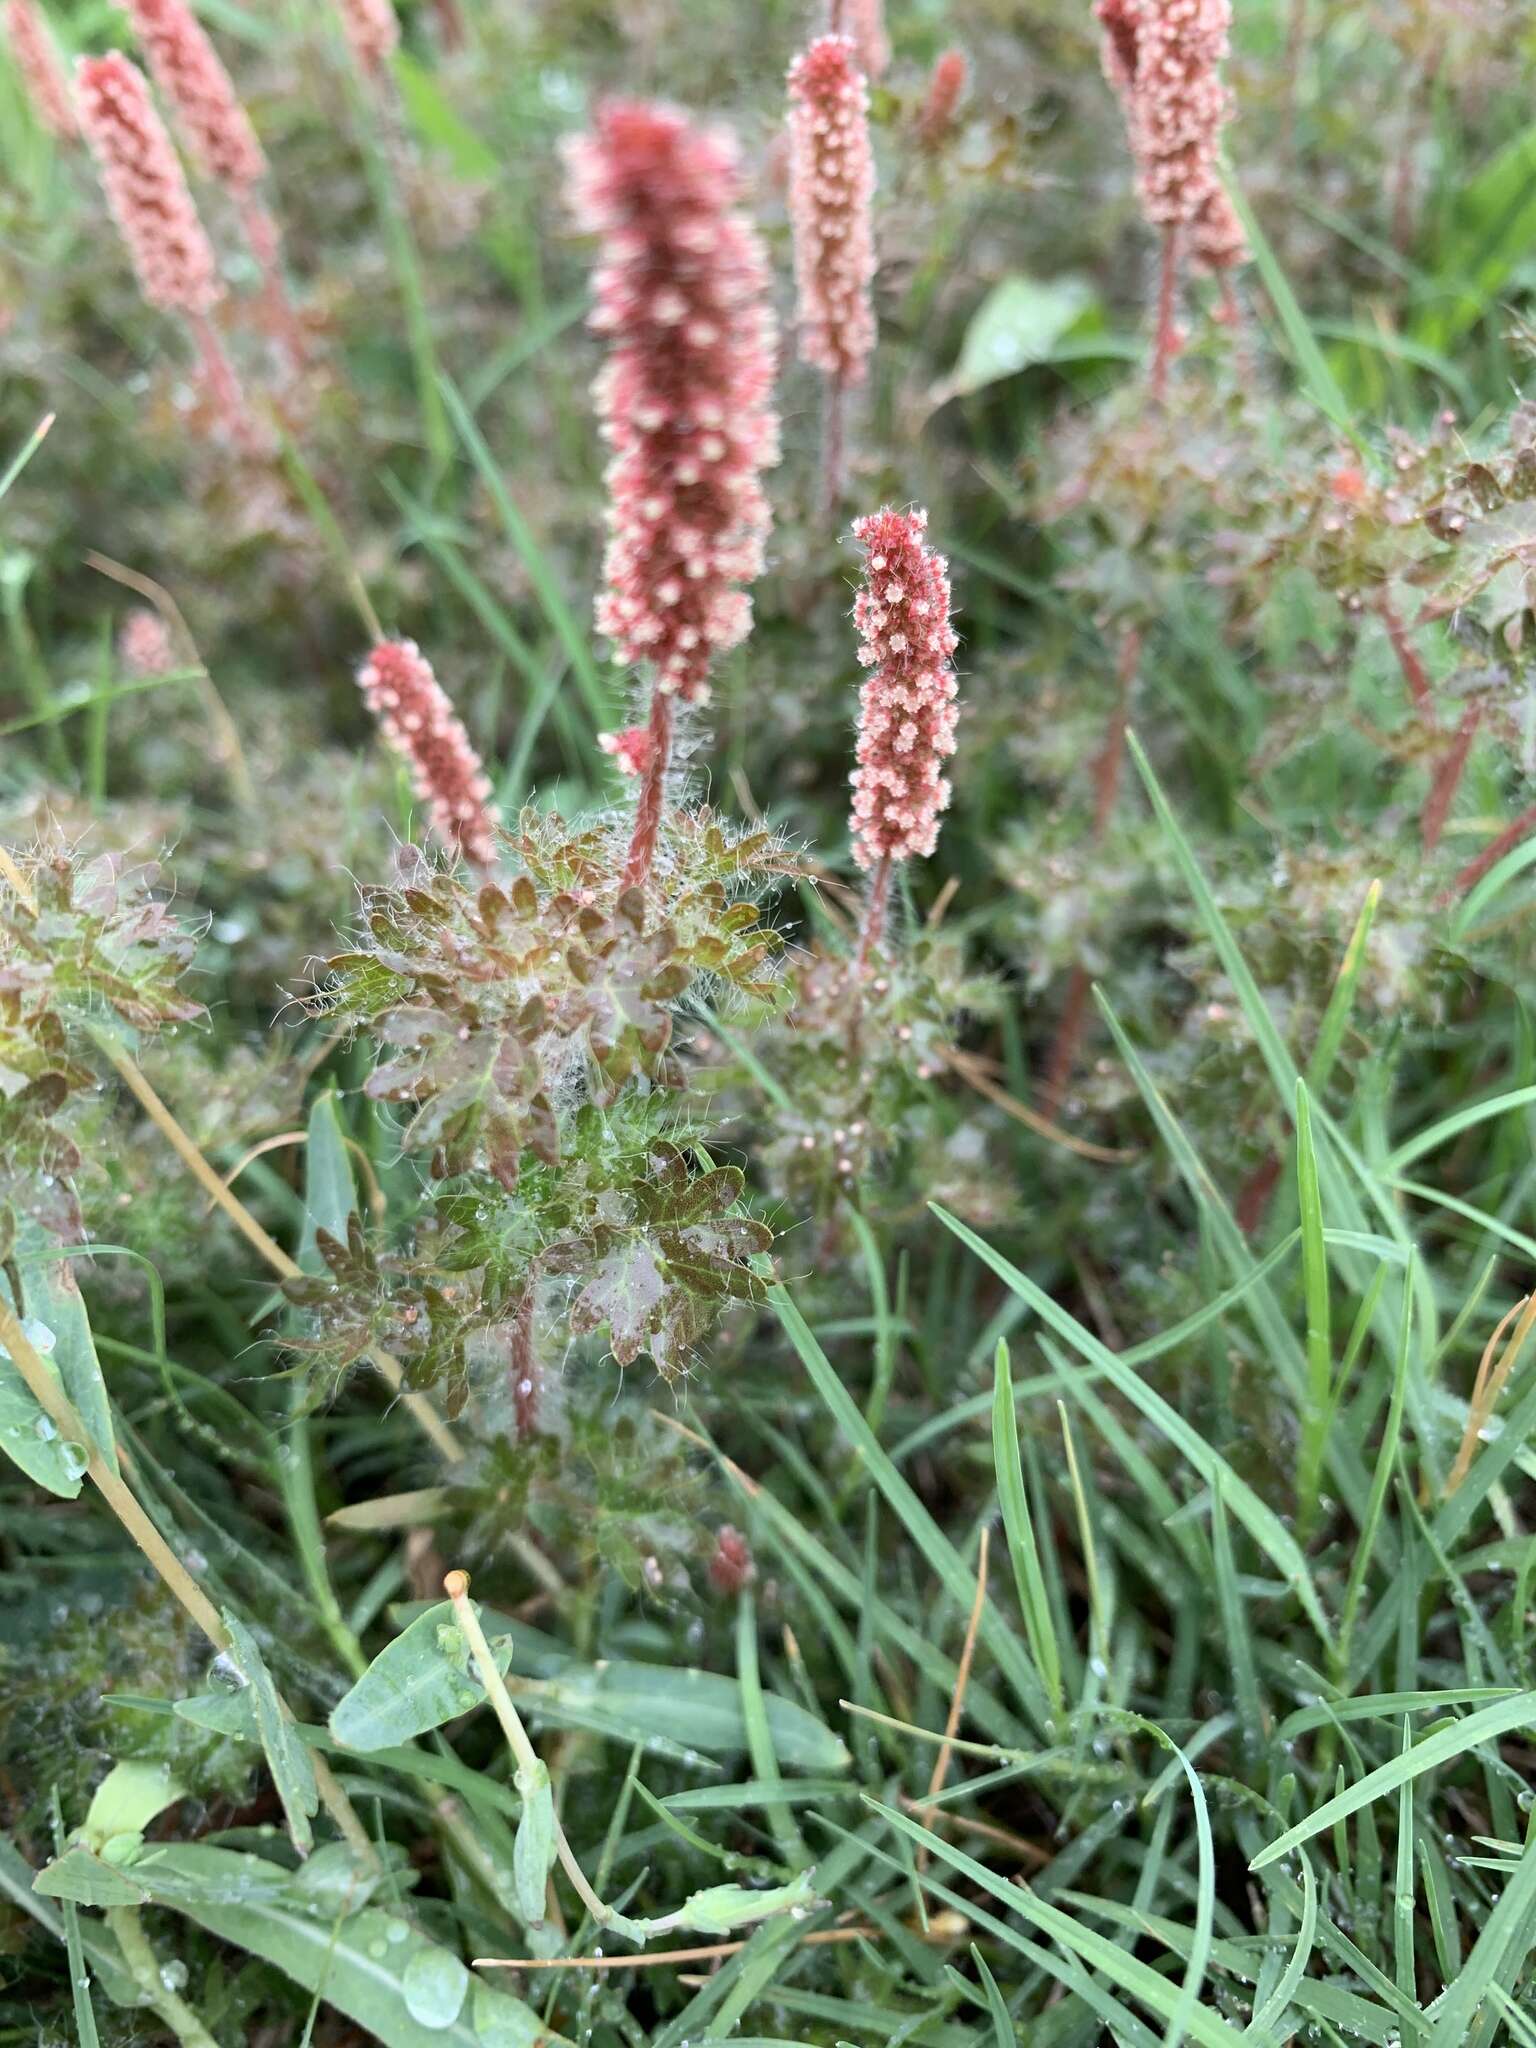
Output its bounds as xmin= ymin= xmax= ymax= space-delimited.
xmin=1095 ymin=0 xmax=1245 ymax=394
xmin=356 ymin=639 xmax=498 ymax=867
xmin=75 ymin=52 xmax=258 ymax=451
xmin=5 ymin=0 xmax=76 ymax=142
xmin=565 ymin=100 xmax=779 ymax=891
xmin=787 ymin=36 xmax=876 ymax=522
xmin=848 ymin=506 xmax=959 ymax=964
xmin=125 ymin=0 xmax=305 ymax=372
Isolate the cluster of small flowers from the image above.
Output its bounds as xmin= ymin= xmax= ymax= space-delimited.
xmin=4 ymin=0 xmax=75 ymax=141
xmin=598 ymin=725 xmax=654 ymax=778
xmin=848 ymin=507 xmax=960 ymax=870
xmin=126 ymin=0 xmax=264 ymax=192
xmin=75 ymin=51 xmax=221 ymax=316
xmin=356 ymin=640 xmax=499 ymax=868
xmin=786 ymin=36 xmax=877 ymax=388
xmin=565 ymin=103 xmax=779 ymax=707
xmin=1095 ymin=0 xmax=1244 ymax=260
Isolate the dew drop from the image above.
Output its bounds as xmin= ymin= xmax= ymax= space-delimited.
xmin=401 ymin=1946 xmax=469 ymax=2030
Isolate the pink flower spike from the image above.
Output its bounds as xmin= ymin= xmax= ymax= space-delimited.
xmin=836 ymin=0 xmax=890 ymax=79
xmin=598 ymin=725 xmax=654 ymax=778
xmin=565 ymin=100 xmax=779 ymax=709
xmin=335 ymin=0 xmax=399 ymax=77
xmin=75 ymin=52 xmax=221 ymax=317
xmin=848 ymin=506 xmax=960 ymax=872
xmin=124 ymin=0 xmax=264 ymax=192
xmin=5 ymin=0 xmax=76 ymax=142
xmin=787 ymin=36 xmax=877 ymax=391
xmin=1095 ymin=0 xmax=1238 ymax=235
xmin=917 ymin=47 xmax=968 ymax=151
xmin=358 ymin=639 xmax=499 ymax=868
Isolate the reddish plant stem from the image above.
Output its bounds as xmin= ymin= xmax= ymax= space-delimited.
xmin=1235 ymin=1151 xmax=1284 ymax=1237
xmin=853 ymin=853 xmax=892 ymax=975
xmin=509 ymin=1286 xmax=538 ymax=1440
xmin=1380 ymin=599 xmax=1433 ymax=715
xmin=1046 ymin=627 xmax=1139 ymax=1101
xmin=820 ymin=374 xmax=847 ymax=530
xmin=620 ymin=690 xmax=675 ymax=892
xmin=1149 ymin=226 xmax=1182 ymax=402
xmin=238 ymin=195 xmax=307 ymax=377
xmin=429 ymin=0 xmax=466 ymax=48
xmin=1438 ymin=802 xmax=1536 ymax=907
xmin=1421 ymin=702 xmax=1482 ymax=853
xmin=188 ymin=313 xmax=260 ymax=454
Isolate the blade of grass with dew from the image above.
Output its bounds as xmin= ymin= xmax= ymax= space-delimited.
xmin=771 ymin=1285 xmax=1056 ymax=1734
xmin=1423 ymin=1819 xmax=1536 ymax=2046
xmin=1305 ymin=880 xmax=1382 ymax=1095
xmin=867 ymin=1799 xmax=1250 ymax=2048
xmin=991 ymin=1340 xmax=1064 ymax=1723
xmin=1249 ymin=1692 xmax=1536 ymax=1870
xmin=1293 ymin=1079 xmax=1332 ymax=1541
xmin=931 ymin=1205 xmax=1332 ymax=1644
xmin=734 ymin=1588 xmax=808 ymax=1870
xmin=437 ymin=374 xmax=614 ymax=736
xmin=1221 ymin=175 xmax=1358 ymax=445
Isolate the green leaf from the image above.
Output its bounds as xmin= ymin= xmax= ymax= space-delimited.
xmin=299 ymin=1091 xmax=356 ymax=1272
xmin=938 ymin=273 xmax=1100 ymax=398
xmin=0 ymin=1279 xmax=86 ymax=1498
xmin=32 ymin=1846 xmax=149 ymax=1907
xmin=15 ymin=1225 xmax=116 ymax=1475
xmin=153 ymin=1865 xmax=555 ymax=2047
xmin=1249 ymin=1693 xmax=1536 ymax=1870
xmin=383 ymin=1604 xmax=850 ymax=1772
xmin=83 ymin=1760 xmax=184 ymax=1847
xmin=223 ymin=1611 xmax=319 ymax=1855
xmin=329 ymin=1600 xmax=514 ymax=1751
xmin=511 ymin=1758 xmax=555 ymax=1924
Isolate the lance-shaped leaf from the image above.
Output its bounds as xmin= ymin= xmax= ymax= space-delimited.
xmin=329 ymin=1599 xmax=514 ymax=1751
xmin=223 ymin=1611 xmax=319 ymax=1855
xmin=511 ymin=1758 xmax=556 ymax=1924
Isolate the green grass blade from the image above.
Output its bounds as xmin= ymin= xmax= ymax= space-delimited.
xmin=1250 ymin=1693 xmax=1536 ymax=1869
xmin=771 ymin=1286 xmax=1055 ymax=1734
xmin=933 ymin=1206 xmax=1332 ymax=1645
xmin=437 ymin=374 xmax=614 ymax=736
xmin=991 ymin=1340 xmax=1064 ymax=1722
xmin=1222 ymin=174 xmax=1358 ymax=443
